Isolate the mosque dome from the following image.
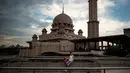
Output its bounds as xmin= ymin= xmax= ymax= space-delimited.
xmin=32 ymin=34 xmax=38 ymax=41
xmin=42 ymin=28 xmax=47 ymax=32
xmin=53 ymin=13 xmax=72 ymax=24
xmin=32 ymin=34 xmax=38 ymax=38
xmin=78 ymin=29 xmax=83 ymax=33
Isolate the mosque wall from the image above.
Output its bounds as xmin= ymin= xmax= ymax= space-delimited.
xmin=19 ymin=49 xmax=25 ymax=57
xmin=40 ymin=42 xmax=60 ymax=53
xmin=39 ymin=40 xmax=75 ymax=54
xmin=19 ymin=48 xmax=31 ymax=57
xmin=19 ymin=40 xmax=75 ymax=57
xmin=19 ymin=42 xmax=40 ymax=57
xmin=29 ymin=41 xmax=60 ymax=57
xmin=60 ymin=40 xmax=74 ymax=52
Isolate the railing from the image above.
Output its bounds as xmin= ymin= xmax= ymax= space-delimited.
xmin=1 ymin=67 xmax=130 ymax=73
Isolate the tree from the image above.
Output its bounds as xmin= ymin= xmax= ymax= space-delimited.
xmin=104 ymin=45 xmax=129 ymax=57
xmin=0 ymin=45 xmax=6 ymax=49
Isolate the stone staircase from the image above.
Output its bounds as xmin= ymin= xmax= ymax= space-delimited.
xmin=1 ymin=56 xmax=130 ymax=73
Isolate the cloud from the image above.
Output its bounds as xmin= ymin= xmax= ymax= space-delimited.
xmin=0 ymin=0 xmax=51 ymax=37
xmin=98 ymin=0 xmax=130 ymax=36
xmin=0 ymin=34 xmax=32 ymax=46
xmin=0 ymin=35 xmax=20 ymax=46
xmin=0 ymin=0 xmax=53 ymax=45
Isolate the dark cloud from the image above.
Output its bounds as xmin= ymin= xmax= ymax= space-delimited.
xmin=0 ymin=0 xmax=53 ymax=8
xmin=0 ymin=0 xmax=53 ymax=36
xmin=0 ymin=0 xmax=54 ymax=45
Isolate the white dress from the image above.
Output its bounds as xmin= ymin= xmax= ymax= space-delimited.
xmin=69 ymin=54 xmax=74 ymax=62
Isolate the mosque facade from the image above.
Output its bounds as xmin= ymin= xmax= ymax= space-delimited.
xmin=19 ymin=0 xmax=99 ymax=57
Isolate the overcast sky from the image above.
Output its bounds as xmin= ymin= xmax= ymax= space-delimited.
xmin=0 ymin=0 xmax=130 ymax=46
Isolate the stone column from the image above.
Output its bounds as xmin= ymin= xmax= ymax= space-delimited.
xmin=94 ymin=42 xmax=97 ymax=49
xmin=101 ymin=41 xmax=103 ymax=50
xmin=83 ymin=42 xmax=85 ymax=50
xmin=74 ymin=42 xmax=76 ymax=51
xmin=112 ymin=42 xmax=114 ymax=47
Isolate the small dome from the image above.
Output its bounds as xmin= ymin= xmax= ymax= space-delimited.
xmin=53 ymin=13 xmax=72 ymax=24
xmin=42 ymin=28 xmax=47 ymax=32
xmin=78 ymin=29 xmax=83 ymax=33
xmin=32 ymin=34 xmax=37 ymax=38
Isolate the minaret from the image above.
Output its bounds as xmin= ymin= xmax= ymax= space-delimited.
xmin=87 ymin=0 xmax=99 ymax=38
